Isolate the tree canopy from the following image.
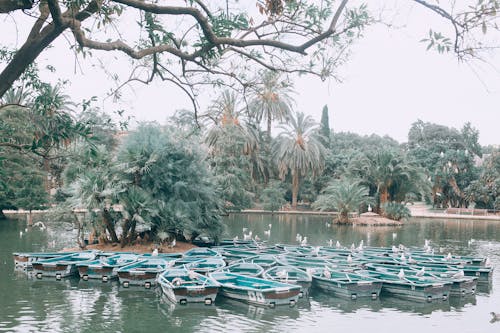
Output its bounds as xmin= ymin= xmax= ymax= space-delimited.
xmin=1 ymin=0 xmax=499 ymax=108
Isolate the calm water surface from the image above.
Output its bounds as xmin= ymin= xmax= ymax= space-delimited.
xmin=1 ymin=214 xmax=499 ymax=333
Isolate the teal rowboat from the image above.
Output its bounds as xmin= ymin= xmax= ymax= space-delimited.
xmin=220 ymin=262 xmax=264 ymax=277
xmin=312 ymin=267 xmax=382 ymax=300
xmin=77 ymin=254 xmax=139 ymax=281
xmin=263 ymin=266 xmax=312 ymax=297
xmin=185 ymin=257 xmax=226 ymax=274
xmin=157 ymin=268 xmax=220 ymax=305
xmin=117 ymin=258 xmax=171 ymax=288
xmin=31 ymin=252 xmax=98 ymax=279
xmin=210 ymin=272 xmax=301 ymax=307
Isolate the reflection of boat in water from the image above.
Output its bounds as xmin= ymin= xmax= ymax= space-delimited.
xmin=380 ymin=296 xmax=451 ymax=315
xmin=475 ymin=281 xmax=493 ymax=294
xmin=309 ymin=290 xmax=383 ymax=314
xmin=216 ymin=297 xmax=301 ymax=321
xmin=449 ymin=294 xmax=476 ymax=309
xmin=28 ymin=276 xmax=81 ymax=289
xmin=157 ymin=292 xmax=219 ymax=317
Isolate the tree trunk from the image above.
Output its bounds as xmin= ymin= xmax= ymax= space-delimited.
xmin=120 ymin=218 xmax=131 ymax=247
xmin=379 ymin=188 xmax=389 ymax=206
xmin=102 ymin=209 xmax=119 ymax=243
xmin=291 ymin=171 xmax=299 ymax=210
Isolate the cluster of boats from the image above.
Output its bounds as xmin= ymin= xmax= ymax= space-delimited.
xmin=13 ymin=241 xmax=494 ymax=308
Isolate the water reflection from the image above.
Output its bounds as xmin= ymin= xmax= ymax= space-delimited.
xmin=2 ymin=216 xmax=500 ymax=333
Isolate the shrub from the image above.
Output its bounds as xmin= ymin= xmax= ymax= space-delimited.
xmin=382 ymin=202 xmax=411 ymax=221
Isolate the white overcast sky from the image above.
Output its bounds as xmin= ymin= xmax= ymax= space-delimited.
xmin=3 ymin=1 xmax=499 ymax=145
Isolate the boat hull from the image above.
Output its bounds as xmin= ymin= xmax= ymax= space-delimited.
xmin=313 ymin=278 xmax=382 ymax=299
xmin=160 ymin=284 xmax=219 ymax=304
xmin=381 ymin=282 xmax=451 ymax=302
xmin=31 ymin=262 xmax=78 ymax=278
xmin=218 ymin=286 xmax=300 ymax=307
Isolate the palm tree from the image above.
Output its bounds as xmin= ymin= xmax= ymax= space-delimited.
xmin=273 ymin=111 xmax=325 ymax=209
xmin=312 ymin=178 xmax=371 ymax=223
xmin=248 ymin=71 xmax=294 ymax=147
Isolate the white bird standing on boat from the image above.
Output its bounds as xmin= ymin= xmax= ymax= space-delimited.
xmin=323 ymin=267 xmax=331 ymax=279
xmin=416 ymin=267 xmax=425 ymax=277
xmin=336 ymin=241 xmax=341 ymax=249
xmin=254 ymin=235 xmax=261 ymax=242
xmin=305 ymin=267 xmax=315 ymax=278
xmin=400 ymin=253 xmax=406 ymax=262
xmin=485 ymin=257 xmax=492 ymax=267
xmin=452 ymin=270 xmax=465 ymax=279
xmin=264 ymin=229 xmax=271 ymax=237
xmin=392 ymin=245 xmax=398 ymax=253
xmin=296 ymin=233 xmax=302 ymax=242
xmin=347 ymin=254 xmax=353 ymax=264
xmin=328 ymin=239 xmax=333 ymax=247
xmin=301 ymin=237 xmax=308 ymax=246
xmin=152 ymin=248 xmax=159 ymax=256
xmin=233 ymin=236 xmax=239 ymax=242
xmin=445 ymin=253 xmax=453 ymax=261
xmin=397 ymin=269 xmax=405 ymax=280
xmin=19 ymin=231 xmax=23 ymax=238
xmin=268 ymin=224 xmax=272 ymax=229
xmin=350 ymin=243 xmax=355 ymax=251
xmin=313 ymin=246 xmax=321 ymax=256
xmin=408 ymin=256 xmax=417 ymax=264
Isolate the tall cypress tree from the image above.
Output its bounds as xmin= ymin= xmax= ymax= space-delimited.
xmin=319 ymin=105 xmax=331 ymax=149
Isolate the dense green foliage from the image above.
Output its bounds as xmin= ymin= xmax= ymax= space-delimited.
xmin=381 ymin=202 xmax=411 ymax=221
xmin=312 ymin=178 xmax=371 ymax=223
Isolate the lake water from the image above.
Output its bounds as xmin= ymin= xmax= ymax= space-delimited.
xmin=1 ymin=214 xmax=499 ymax=333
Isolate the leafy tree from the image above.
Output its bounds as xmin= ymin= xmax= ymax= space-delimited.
xmin=273 ymin=111 xmax=326 ymax=209
xmin=381 ymin=202 xmax=411 ymax=221
xmin=465 ymin=150 xmax=500 ymax=209
xmin=312 ymin=178 xmax=372 ymax=223
xmin=1 ymin=0 xmax=495 ymax=108
xmin=120 ymin=123 xmax=224 ymax=242
xmin=205 ymin=91 xmax=259 ymax=209
xmin=260 ymin=180 xmax=286 ymax=212
xmin=407 ymin=120 xmax=480 ymax=208
xmin=319 ymin=105 xmax=331 ymax=149
xmin=249 ymin=71 xmax=294 ymax=146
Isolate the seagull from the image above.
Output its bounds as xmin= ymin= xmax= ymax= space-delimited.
xmin=350 ymin=243 xmax=356 ymax=251
xmin=300 ymin=237 xmax=308 ymax=246
xmin=323 ymin=267 xmax=331 ymax=279
xmin=254 ymin=235 xmax=261 ymax=242
xmin=264 ymin=229 xmax=271 ymax=237
xmin=328 ymin=239 xmax=333 ymax=247
xmin=415 ymin=267 xmax=425 ymax=277
xmin=296 ymin=233 xmax=302 ymax=242
xmin=276 ymin=269 xmax=287 ymax=279
xmin=336 ymin=241 xmax=341 ymax=249
xmin=233 ymin=236 xmax=239 ymax=242
xmin=485 ymin=257 xmax=492 ymax=267
xmin=445 ymin=253 xmax=453 ymax=261
xmin=170 ymin=239 xmax=176 ymax=248
xmin=347 ymin=254 xmax=353 ymax=264
xmin=452 ymin=270 xmax=465 ymax=279
xmin=313 ymin=246 xmax=321 ymax=256
xmin=392 ymin=232 xmax=397 ymax=240
xmin=408 ymin=256 xmax=417 ymax=264
xmin=490 ymin=312 xmax=500 ymax=323
xmin=152 ymin=248 xmax=159 ymax=256
xmin=268 ymin=224 xmax=272 ymax=229
xmin=397 ymin=269 xmax=405 ymax=280
xmin=392 ymin=245 xmax=398 ymax=253
xmin=19 ymin=231 xmax=23 ymax=238
xmin=400 ymin=253 xmax=407 ymax=262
